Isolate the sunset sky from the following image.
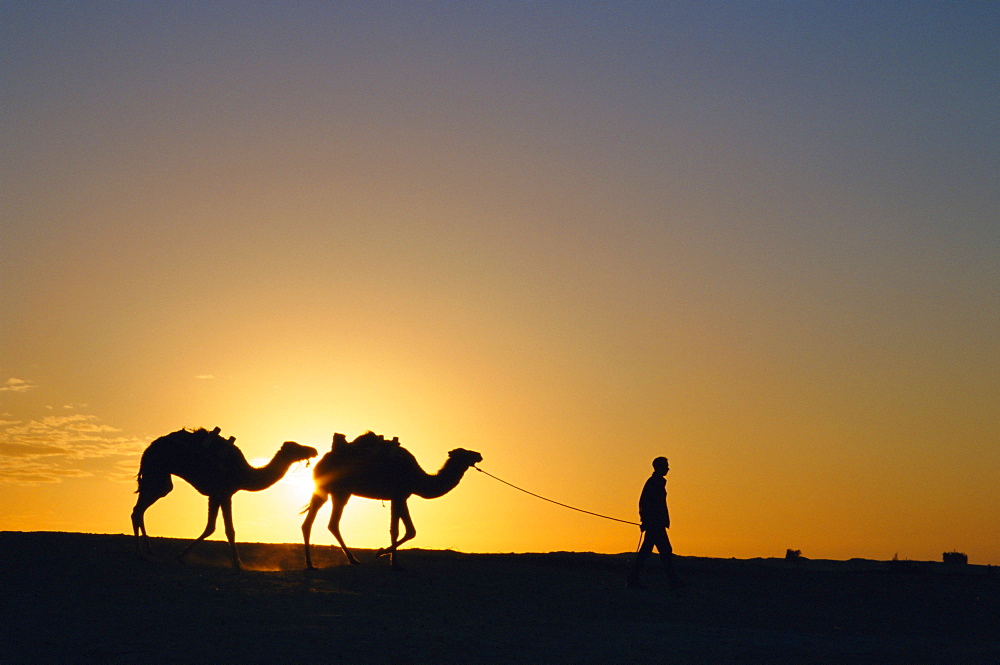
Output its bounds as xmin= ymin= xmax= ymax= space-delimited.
xmin=2 ymin=2 xmax=997 ymax=564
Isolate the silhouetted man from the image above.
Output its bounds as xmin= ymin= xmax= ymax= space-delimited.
xmin=627 ymin=456 xmax=682 ymax=589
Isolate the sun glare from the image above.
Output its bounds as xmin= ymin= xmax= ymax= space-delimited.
xmin=248 ymin=457 xmax=316 ymax=497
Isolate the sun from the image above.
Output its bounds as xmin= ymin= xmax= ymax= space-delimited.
xmin=248 ymin=455 xmax=317 ymax=501
xmin=282 ymin=458 xmax=319 ymax=494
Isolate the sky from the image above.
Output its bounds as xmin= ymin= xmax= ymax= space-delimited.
xmin=2 ymin=2 xmax=998 ymax=564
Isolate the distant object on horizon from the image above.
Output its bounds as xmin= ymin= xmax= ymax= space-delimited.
xmin=943 ymin=551 xmax=969 ymax=565
xmin=131 ymin=427 xmax=317 ymax=569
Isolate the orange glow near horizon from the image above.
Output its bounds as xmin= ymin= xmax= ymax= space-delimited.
xmin=3 ymin=308 xmax=999 ymax=565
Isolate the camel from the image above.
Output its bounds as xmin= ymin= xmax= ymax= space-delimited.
xmin=301 ymin=431 xmax=482 ymax=569
xmin=131 ymin=427 xmax=317 ymax=569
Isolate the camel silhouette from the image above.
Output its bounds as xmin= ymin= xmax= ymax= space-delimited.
xmin=131 ymin=427 xmax=317 ymax=568
xmin=301 ymin=431 xmax=482 ymax=569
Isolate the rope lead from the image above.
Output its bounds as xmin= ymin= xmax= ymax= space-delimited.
xmin=473 ymin=465 xmax=640 ymax=527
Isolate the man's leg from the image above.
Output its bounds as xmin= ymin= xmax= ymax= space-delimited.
xmin=627 ymin=531 xmax=655 ymax=587
xmin=653 ymin=530 xmax=683 ymax=589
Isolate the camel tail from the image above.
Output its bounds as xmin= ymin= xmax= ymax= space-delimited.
xmin=134 ymin=469 xmax=143 ymax=494
xmin=300 ymin=493 xmax=327 ymax=514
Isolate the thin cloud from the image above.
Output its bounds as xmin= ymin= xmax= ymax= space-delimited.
xmin=0 ymin=442 xmax=69 ymax=457
xmin=0 ymin=466 xmax=93 ymax=485
xmin=1 ymin=378 xmax=37 ymax=393
xmin=195 ymin=374 xmax=215 ymax=380
xmin=0 ymin=412 xmax=148 ymax=486
xmin=3 ymin=472 xmax=63 ymax=485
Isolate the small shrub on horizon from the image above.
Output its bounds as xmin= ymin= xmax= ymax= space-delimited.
xmin=887 ymin=552 xmax=921 ymax=573
xmin=943 ymin=551 xmax=968 ymax=565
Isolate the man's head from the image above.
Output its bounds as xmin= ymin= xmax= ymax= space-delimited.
xmin=652 ymin=456 xmax=669 ymax=475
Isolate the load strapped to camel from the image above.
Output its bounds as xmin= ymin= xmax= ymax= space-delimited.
xmin=329 ymin=431 xmax=403 ymax=463
xmin=183 ymin=426 xmax=238 ymax=467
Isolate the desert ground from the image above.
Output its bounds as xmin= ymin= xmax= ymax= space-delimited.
xmin=1 ymin=532 xmax=997 ymax=664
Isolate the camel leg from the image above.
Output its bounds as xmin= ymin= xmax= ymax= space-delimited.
xmin=378 ymin=500 xmax=415 ymax=570
xmin=376 ymin=503 xmax=398 ymax=560
xmin=179 ymin=497 xmax=220 ymax=564
xmin=219 ymin=496 xmax=243 ymax=569
xmin=131 ymin=474 xmax=172 ymax=559
xmin=327 ymin=493 xmax=360 ymax=565
xmin=395 ymin=501 xmax=417 ymax=551
xmin=130 ymin=492 xmax=159 ymax=558
xmin=301 ymin=493 xmax=327 ymax=570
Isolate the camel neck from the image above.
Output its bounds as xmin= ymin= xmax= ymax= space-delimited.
xmin=243 ymin=455 xmax=293 ymax=492
xmin=413 ymin=458 xmax=469 ymax=499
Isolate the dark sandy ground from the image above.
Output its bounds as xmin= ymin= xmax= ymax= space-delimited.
xmin=2 ymin=532 xmax=998 ymax=664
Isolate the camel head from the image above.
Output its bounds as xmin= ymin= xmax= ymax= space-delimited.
xmin=448 ymin=448 xmax=483 ymax=469
xmin=279 ymin=441 xmax=319 ymax=463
